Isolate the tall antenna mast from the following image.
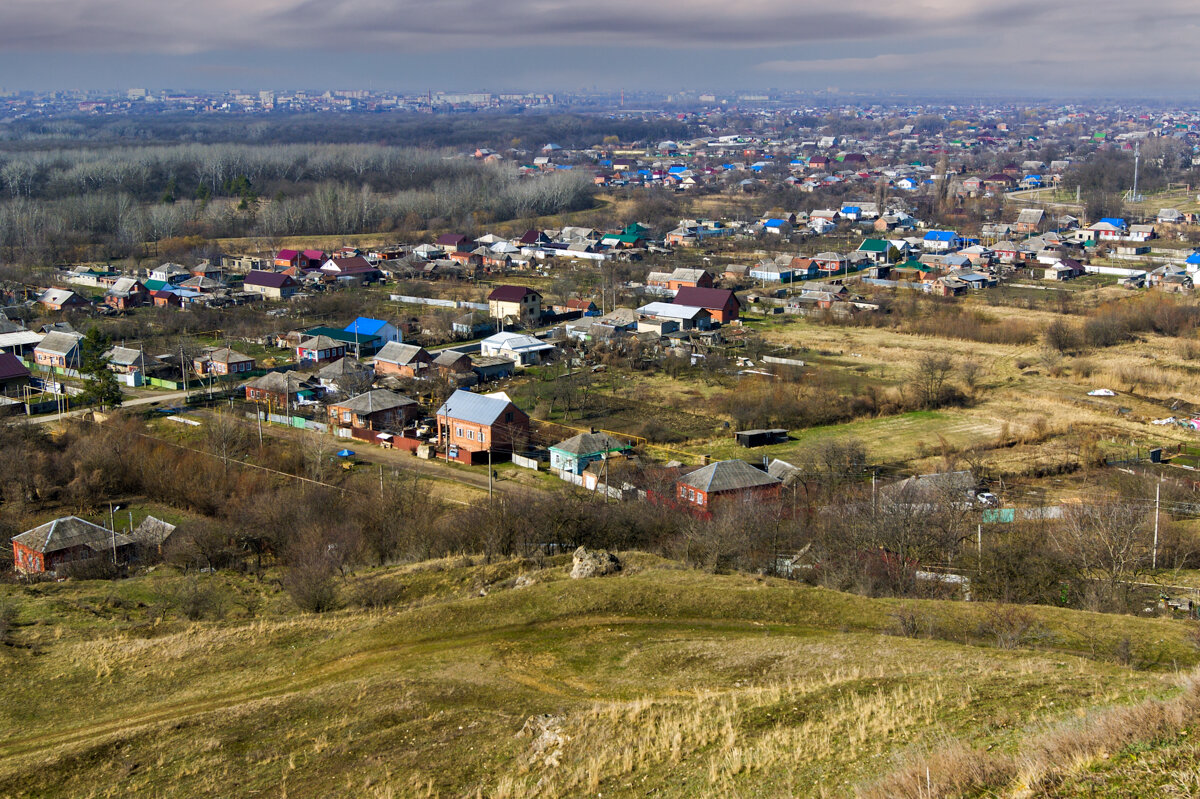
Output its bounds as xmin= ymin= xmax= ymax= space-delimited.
xmin=1132 ymin=141 xmax=1141 ymax=204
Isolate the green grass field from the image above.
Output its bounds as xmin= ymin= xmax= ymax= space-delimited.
xmin=2 ymin=555 xmax=1198 ymax=798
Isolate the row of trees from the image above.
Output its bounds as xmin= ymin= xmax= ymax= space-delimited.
xmin=1 ymin=112 xmax=691 ymax=153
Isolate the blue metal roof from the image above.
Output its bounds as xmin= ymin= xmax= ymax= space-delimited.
xmin=1100 ymin=217 xmax=1127 ymax=228
xmin=923 ymin=230 xmax=957 ymax=241
xmin=345 ymin=317 xmax=388 ymax=336
xmin=436 ymin=389 xmax=514 ymax=427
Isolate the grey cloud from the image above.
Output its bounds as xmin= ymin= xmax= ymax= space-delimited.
xmin=0 ymin=0 xmax=1018 ymax=53
xmin=4 ymin=0 xmax=1200 ymax=94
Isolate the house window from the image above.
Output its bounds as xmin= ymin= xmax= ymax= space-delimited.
xmin=688 ymin=489 xmax=695 ymax=502
xmin=697 ymin=493 xmax=705 ymax=505
xmin=479 ymin=431 xmax=486 ymax=444
xmin=342 ymin=411 xmax=351 ymax=422
xmin=679 ymin=486 xmax=687 ymax=498
xmin=466 ymin=430 xmax=474 ymax=440
xmin=456 ymin=426 xmax=463 ymax=438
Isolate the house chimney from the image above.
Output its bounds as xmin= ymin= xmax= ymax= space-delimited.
xmin=701 ymin=454 xmax=710 ymax=466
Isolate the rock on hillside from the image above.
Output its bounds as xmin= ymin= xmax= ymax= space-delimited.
xmin=570 ymin=547 xmax=621 ymax=579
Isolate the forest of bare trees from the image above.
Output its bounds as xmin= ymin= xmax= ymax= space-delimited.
xmin=0 ymin=142 xmax=596 ymax=265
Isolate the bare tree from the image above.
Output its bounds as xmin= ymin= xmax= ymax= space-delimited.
xmin=205 ymin=410 xmax=252 ymax=473
xmin=1051 ymin=501 xmax=1151 ymax=611
xmin=911 ymin=354 xmax=956 ymax=409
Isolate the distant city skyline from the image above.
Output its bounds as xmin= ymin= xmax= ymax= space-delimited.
xmin=1 ymin=1 xmax=1197 ymax=97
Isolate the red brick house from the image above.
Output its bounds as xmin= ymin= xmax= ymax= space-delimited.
xmin=12 ymin=516 xmax=136 ymax=574
xmin=194 ymin=347 xmax=255 ymax=376
xmin=327 ymin=389 xmax=420 ymax=431
xmin=672 ymin=287 xmax=741 ymax=324
xmin=243 ymin=370 xmax=314 ymax=408
xmin=372 ymin=342 xmax=433 ymax=378
xmin=275 ymin=249 xmax=301 ymax=270
xmin=675 ymin=459 xmax=782 ymax=516
xmin=666 ymin=268 xmax=714 ymax=292
xmin=33 ymin=331 xmax=83 ymax=370
xmin=152 ymin=290 xmax=182 ymax=308
xmin=103 ymin=278 xmax=149 ymax=310
xmin=435 ymin=389 xmax=530 ymax=464
xmin=38 ymin=288 xmax=90 ymax=312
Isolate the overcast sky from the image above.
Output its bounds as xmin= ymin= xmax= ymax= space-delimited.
xmin=1 ymin=0 xmax=1197 ymax=96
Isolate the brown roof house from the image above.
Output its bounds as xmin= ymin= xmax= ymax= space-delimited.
xmin=672 ymin=287 xmax=741 ymax=324
xmin=242 ymin=270 xmax=300 ymax=300
xmin=0 ymin=352 xmax=31 ymax=396
xmin=327 ymin=389 xmax=420 ymax=431
xmin=244 ymin=370 xmax=319 ymax=408
xmin=193 ymin=347 xmax=255 ymax=376
xmin=487 ymin=285 xmax=543 ymax=329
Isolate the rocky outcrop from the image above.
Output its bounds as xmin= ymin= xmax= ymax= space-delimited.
xmin=569 ymin=547 xmax=621 ymax=579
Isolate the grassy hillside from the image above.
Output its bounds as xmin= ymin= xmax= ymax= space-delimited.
xmin=1 ymin=555 xmax=1197 ymax=798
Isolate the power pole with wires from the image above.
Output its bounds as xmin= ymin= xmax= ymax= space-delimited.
xmin=1153 ymin=477 xmax=1161 ymax=571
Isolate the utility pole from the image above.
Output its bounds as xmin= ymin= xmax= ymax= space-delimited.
xmin=488 ymin=449 xmax=493 ymax=499
xmin=1153 ymin=477 xmax=1161 ymax=571
xmin=257 ymin=411 xmax=263 ymax=447
xmin=109 ymin=502 xmax=117 ymax=563
xmin=603 ymin=453 xmax=609 ymax=504
xmin=379 ymin=463 xmax=384 ymax=497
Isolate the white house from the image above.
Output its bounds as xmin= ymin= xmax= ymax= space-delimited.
xmin=479 ymin=331 xmax=556 ymax=367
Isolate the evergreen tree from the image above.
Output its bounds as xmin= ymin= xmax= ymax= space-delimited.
xmin=78 ymin=328 xmax=123 ymax=410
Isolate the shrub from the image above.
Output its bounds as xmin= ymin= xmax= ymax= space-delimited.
xmin=0 ymin=602 xmax=16 ymax=646
xmin=1044 ymin=319 xmax=1081 ymax=354
xmin=174 ymin=578 xmax=226 ymax=621
xmin=976 ymin=604 xmax=1037 ymax=649
xmin=349 ymin=578 xmax=405 ymax=610
xmin=59 ymin=557 xmax=120 ymax=581
xmin=283 ymin=558 xmax=338 ymax=613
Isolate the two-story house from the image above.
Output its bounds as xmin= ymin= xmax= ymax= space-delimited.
xmin=435 ymin=389 xmax=530 ymax=465
xmin=487 ymin=285 xmax=543 ymax=329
